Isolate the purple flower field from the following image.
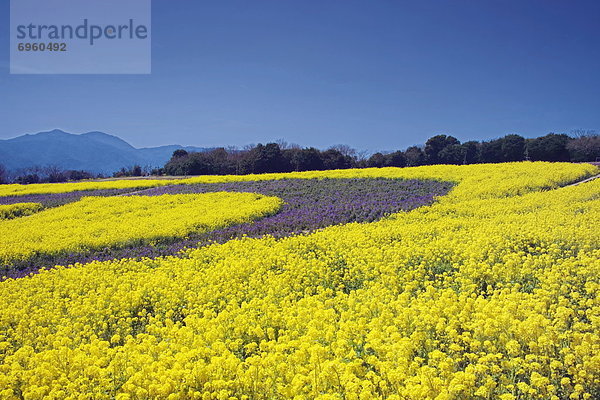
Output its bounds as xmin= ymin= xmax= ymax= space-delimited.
xmin=1 ymin=178 xmax=452 ymax=278
xmin=134 ymin=178 xmax=451 ymax=239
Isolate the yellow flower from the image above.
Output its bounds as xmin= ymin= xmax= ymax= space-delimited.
xmin=0 ymin=162 xmax=598 ymax=398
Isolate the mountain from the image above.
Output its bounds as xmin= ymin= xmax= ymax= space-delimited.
xmin=0 ymin=129 xmax=211 ymax=175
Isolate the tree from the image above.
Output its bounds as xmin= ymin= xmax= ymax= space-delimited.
xmin=438 ymin=144 xmax=465 ymax=165
xmin=164 ymin=150 xmax=191 ymax=175
xmin=321 ymin=149 xmax=354 ymax=169
xmin=479 ymin=139 xmax=503 ymax=163
xmin=163 ymin=152 xmax=208 ymax=176
xmin=567 ymin=133 xmax=600 ymax=162
xmin=172 ymin=149 xmax=189 ymax=159
xmin=404 ymin=146 xmax=426 ymax=167
xmin=329 ymin=144 xmax=357 ymax=159
xmin=571 ymin=129 xmax=596 ymax=138
xmin=164 ymin=149 xmax=234 ymax=175
xmin=16 ymin=174 xmax=40 ymax=184
xmin=186 ymin=152 xmax=217 ymax=175
xmin=500 ymin=134 xmax=525 ymax=162
xmin=0 ymin=164 xmax=7 ymax=184
xmin=113 ymin=165 xmax=144 ymax=178
xmin=65 ymin=170 xmax=95 ymax=181
xmin=526 ymin=133 xmax=571 ymax=162
xmin=461 ymin=141 xmax=480 ymax=164
xmin=250 ymin=143 xmax=290 ymax=173
xmin=385 ymin=151 xmax=406 ymax=167
xmin=367 ymin=152 xmax=386 ymax=168
xmin=290 ymin=148 xmax=324 ymax=171
xmin=424 ymin=135 xmax=460 ymax=164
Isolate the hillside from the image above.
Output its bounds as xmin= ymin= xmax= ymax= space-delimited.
xmin=0 ymin=129 xmax=210 ymax=175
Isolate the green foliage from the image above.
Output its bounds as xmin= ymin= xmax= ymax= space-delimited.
xmin=527 ymin=133 xmax=571 ymax=162
xmin=156 ymin=132 xmax=599 ymax=177
xmin=425 ymin=135 xmax=461 ymax=164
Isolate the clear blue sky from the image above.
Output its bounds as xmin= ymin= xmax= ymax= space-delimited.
xmin=1 ymin=1 xmax=599 ymax=152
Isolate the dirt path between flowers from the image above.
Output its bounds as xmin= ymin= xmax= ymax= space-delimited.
xmin=565 ymin=173 xmax=600 ymax=187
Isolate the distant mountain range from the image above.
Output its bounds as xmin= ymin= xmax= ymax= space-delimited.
xmin=0 ymin=129 xmax=211 ymax=175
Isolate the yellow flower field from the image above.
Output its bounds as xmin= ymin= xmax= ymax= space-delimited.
xmin=0 ymin=193 xmax=282 ymax=266
xmin=0 ymin=161 xmax=595 ymax=199
xmin=0 ymin=162 xmax=598 ymax=399
xmin=0 ymin=180 xmax=176 ymax=197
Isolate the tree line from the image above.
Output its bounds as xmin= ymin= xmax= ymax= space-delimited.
xmin=0 ymin=165 xmax=98 ymax=185
xmin=159 ymin=131 xmax=599 ymax=176
xmin=0 ymin=131 xmax=598 ymax=183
